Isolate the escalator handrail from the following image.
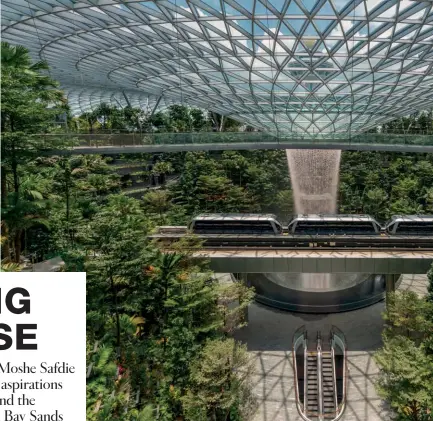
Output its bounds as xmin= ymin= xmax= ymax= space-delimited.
xmin=330 ymin=326 xmax=348 ymax=421
xmin=292 ymin=326 xmax=310 ymax=421
xmin=317 ymin=332 xmax=324 ymax=421
xmin=304 ymin=334 xmax=308 ymax=410
xmin=331 ymin=343 xmax=339 ymax=414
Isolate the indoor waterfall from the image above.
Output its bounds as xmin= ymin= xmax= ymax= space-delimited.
xmin=248 ymin=149 xmax=386 ymax=312
xmin=286 ymin=149 xmax=341 ymax=214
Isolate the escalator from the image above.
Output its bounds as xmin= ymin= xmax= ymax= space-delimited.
xmin=293 ymin=327 xmax=346 ymax=421
xmin=306 ymin=352 xmax=319 ymax=415
xmin=322 ymin=352 xmax=336 ymax=417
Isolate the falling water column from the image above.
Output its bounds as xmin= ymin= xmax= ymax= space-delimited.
xmin=286 ymin=149 xmax=341 ymax=214
xmin=247 ymin=148 xmax=386 ymax=312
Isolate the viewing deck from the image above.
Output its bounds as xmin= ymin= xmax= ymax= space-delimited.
xmin=45 ymin=132 xmax=433 ymax=154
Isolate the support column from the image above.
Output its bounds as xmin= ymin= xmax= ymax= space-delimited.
xmin=240 ymin=273 xmax=249 ymax=323
xmin=385 ymin=274 xmax=399 ymax=293
xmin=385 ymin=274 xmax=400 ymax=310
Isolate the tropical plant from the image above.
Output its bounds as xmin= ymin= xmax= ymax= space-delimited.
xmin=1 ymin=42 xmax=68 ymax=261
xmin=375 ymin=291 xmax=433 ymax=420
xmin=182 ymin=338 xmax=255 ymax=421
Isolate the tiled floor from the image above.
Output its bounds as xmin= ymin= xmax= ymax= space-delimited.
xmin=234 ymin=274 xmax=429 ymax=421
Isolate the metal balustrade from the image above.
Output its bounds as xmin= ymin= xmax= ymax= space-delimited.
xmin=293 ymin=327 xmax=348 ymax=421
xmin=37 ymin=131 xmax=433 ymax=154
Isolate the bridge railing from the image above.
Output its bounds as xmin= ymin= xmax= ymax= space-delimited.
xmin=39 ymin=131 xmax=433 ymax=149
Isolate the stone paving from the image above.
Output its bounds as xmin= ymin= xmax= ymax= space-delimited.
xmin=234 ymin=274 xmax=428 ymax=421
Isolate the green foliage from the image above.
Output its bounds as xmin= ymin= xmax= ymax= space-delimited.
xmin=78 ymin=192 xmax=255 ymax=420
xmin=74 ymin=103 xmax=212 ymax=134
xmin=1 ymin=42 xmax=70 ymax=262
xmin=0 ymin=260 xmax=22 ymax=272
xmin=375 ymin=336 xmax=433 ymax=421
xmin=142 ymin=190 xmax=172 ymax=223
xmin=427 ymin=266 xmax=433 ymax=305
xmin=182 ymin=338 xmax=256 ymax=421
xmin=170 ymin=150 xmax=290 ymax=218
xmin=9 ymin=41 xmax=433 ymax=421
xmin=339 ymin=151 xmax=433 ymax=220
xmin=375 ymin=290 xmax=433 ymax=420
xmin=383 ymin=291 xmax=433 ymax=343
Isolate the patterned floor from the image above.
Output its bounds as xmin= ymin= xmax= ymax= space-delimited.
xmin=234 ymin=274 xmax=429 ymax=421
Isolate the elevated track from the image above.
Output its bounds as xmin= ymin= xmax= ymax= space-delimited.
xmin=150 ymin=227 xmax=433 ymax=274
xmin=150 ymin=228 xmax=433 ymax=250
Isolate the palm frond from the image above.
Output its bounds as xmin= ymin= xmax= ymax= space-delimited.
xmin=1 ymin=260 xmax=22 ymax=272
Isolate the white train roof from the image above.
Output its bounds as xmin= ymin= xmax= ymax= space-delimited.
xmin=193 ymin=213 xmax=278 ymax=221
xmin=389 ymin=215 xmax=433 ymax=223
xmin=292 ymin=214 xmax=378 ymax=221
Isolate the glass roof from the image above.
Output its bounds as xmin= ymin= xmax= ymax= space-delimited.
xmin=1 ymin=0 xmax=432 ymax=135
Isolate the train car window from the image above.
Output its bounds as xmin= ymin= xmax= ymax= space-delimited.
xmin=294 ymin=220 xmax=377 ymax=235
xmin=395 ymin=222 xmax=433 ymax=235
xmin=192 ymin=220 xmax=276 ymax=234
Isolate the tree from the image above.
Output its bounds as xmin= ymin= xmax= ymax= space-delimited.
xmin=82 ymin=192 xmax=256 ymax=420
xmin=182 ymin=338 xmax=255 ymax=421
xmin=151 ymin=161 xmax=174 ymax=186
xmin=195 ymin=175 xmax=256 ymax=213
xmin=276 ymin=190 xmax=294 ymax=220
xmin=1 ymin=42 xmax=67 ymax=261
xmin=217 ymin=281 xmax=255 ymax=334
xmin=375 ymin=291 xmax=433 ymax=420
xmin=383 ymin=291 xmax=433 ymax=343
xmin=168 ymin=105 xmax=192 ymax=132
xmin=339 ymin=148 xmax=433 ymax=218
xmin=79 ymin=111 xmax=99 ymax=133
xmin=363 ymin=187 xmax=389 ymax=221
xmin=374 ymin=336 xmax=433 ymax=421
xmin=424 ymin=188 xmax=433 ymax=213
xmin=142 ymin=190 xmax=171 ymax=223
xmin=427 ymin=265 xmax=433 ymax=304
xmin=2 ymin=174 xmax=53 ymax=262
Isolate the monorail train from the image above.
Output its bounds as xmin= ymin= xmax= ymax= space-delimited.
xmin=189 ymin=213 xmax=433 ymax=235
xmin=189 ymin=214 xmax=283 ymax=234
xmin=287 ymin=214 xmax=382 ymax=235
xmin=383 ymin=215 xmax=433 ymax=235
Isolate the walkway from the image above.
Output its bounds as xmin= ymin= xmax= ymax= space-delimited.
xmin=46 ymin=132 xmax=433 ymax=155
xmin=234 ymin=274 xmax=428 ymax=421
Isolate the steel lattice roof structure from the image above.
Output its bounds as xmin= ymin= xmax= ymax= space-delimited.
xmin=1 ymin=0 xmax=433 ymax=135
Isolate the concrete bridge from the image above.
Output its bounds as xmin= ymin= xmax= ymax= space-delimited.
xmin=191 ymin=248 xmax=433 ymax=274
xmin=45 ymin=131 xmax=433 ymax=154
